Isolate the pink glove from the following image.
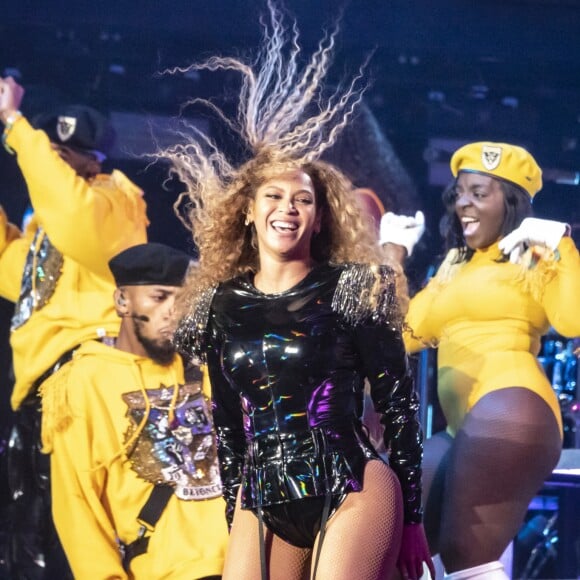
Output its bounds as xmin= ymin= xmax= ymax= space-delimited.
xmin=498 ymin=217 xmax=570 ymax=264
xmin=380 ymin=211 xmax=425 ymax=257
xmin=397 ymin=523 xmax=435 ymax=580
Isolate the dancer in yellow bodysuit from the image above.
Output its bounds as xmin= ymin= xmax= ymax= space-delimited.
xmin=382 ymin=141 xmax=580 ymax=579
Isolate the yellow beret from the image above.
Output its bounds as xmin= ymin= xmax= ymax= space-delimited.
xmin=450 ymin=142 xmax=542 ymax=198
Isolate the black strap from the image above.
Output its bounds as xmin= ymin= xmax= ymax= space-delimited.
xmin=122 ymin=536 xmax=150 ymax=570
xmin=312 ymin=492 xmax=332 ymax=580
xmin=137 ymin=484 xmax=174 ymax=528
xmin=257 ymin=493 xmax=332 ymax=580
xmin=122 ymin=485 xmax=173 ymax=571
xmin=258 ymin=507 xmax=268 ymax=580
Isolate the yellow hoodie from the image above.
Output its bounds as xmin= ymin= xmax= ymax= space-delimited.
xmin=0 ymin=117 xmax=148 ymax=409
xmin=42 ymin=340 xmax=228 ymax=580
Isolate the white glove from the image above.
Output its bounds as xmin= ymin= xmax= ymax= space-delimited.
xmin=498 ymin=217 xmax=570 ymax=264
xmin=379 ymin=210 xmax=425 ymax=257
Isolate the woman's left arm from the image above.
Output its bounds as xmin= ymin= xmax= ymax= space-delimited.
xmin=499 ymin=218 xmax=580 ymax=336
xmin=206 ymin=345 xmax=245 ymax=530
xmin=352 ymin=266 xmax=434 ymax=578
xmin=541 ymin=237 xmax=580 ymax=337
xmin=355 ymin=313 xmax=422 ymax=523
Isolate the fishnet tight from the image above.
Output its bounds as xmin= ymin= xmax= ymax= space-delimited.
xmin=222 ymin=460 xmax=404 ymax=579
xmin=422 ymin=387 xmax=562 ymax=573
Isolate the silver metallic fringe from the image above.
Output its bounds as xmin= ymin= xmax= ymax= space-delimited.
xmin=331 ymin=263 xmax=399 ymax=327
xmin=174 ymin=284 xmax=217 ymax=363
xmin=11 ymin=229 xmax=64 ymax=330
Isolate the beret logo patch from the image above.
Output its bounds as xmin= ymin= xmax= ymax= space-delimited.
xmin=481 ymin=145 xmax=502 ymax=171
xmin=56 ymin=116 xmax=77 ymax=142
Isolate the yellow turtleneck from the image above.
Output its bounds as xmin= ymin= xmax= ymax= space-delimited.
xmin=405 ymin=237 xmax=580 ymax=436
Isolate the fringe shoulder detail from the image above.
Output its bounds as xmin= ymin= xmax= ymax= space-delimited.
xmin=174 ymin=284 xmax=218 ymax=364
xmin=39 ymin=362 xmax=73 ymax=454
xmin=514 ymin=245 xmax=559 ymax=303
xmin=331 ymin=263 xmax=400 ymax=327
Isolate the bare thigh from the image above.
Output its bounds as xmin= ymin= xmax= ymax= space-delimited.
xmin=312 ymin=460 xmax=404 ymax=580
xmin=421 ymin=431 xmax=453 ymax=554
xmin=439 ymin=387 xmax=562 ymax=572
xmin=222 ymin=491 xmax=312 ymax=580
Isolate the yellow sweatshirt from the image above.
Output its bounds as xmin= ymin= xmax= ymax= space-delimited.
xmin=0 ymin=117 xmax=148 ymax=409
xmin=42 ymin=341 xmax=228 ymax=580
xmin=405 ymin=238 xmax=580 ymax=436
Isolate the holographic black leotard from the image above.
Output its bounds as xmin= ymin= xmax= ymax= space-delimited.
xmin=176 ymin=263 xmax=423 ymax=546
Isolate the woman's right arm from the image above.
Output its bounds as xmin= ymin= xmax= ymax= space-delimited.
xmin=404 ymin=283 xmax=439 ymax=353
xmin=206 ymin=345 xmax=245 ymax=529
xmin=175 ymin=287 xmax=246 ymax=528
xmin=378 ymin=210 xmax=440 ymax=353
xmin=541 ymin=236 xmax=580 ymax=337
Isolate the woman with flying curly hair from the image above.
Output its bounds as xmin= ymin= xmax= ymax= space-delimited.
xmin=165 ymin=2 xmax=433 ymax=579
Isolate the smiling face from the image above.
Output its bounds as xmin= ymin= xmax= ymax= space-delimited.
xmin=247 ymin=169 xmax=321 ymax=262
xmin=454 ymin=171 xmax=506 ymax=250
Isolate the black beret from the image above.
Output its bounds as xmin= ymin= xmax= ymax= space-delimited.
xmin=33 ymin=104 xmax=116 ymax=161
xmin=109 ymin=243 xmax=192 ymax=287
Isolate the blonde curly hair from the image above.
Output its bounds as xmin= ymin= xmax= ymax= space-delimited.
xmin=158 ymin=1 xmax=407 ymax=311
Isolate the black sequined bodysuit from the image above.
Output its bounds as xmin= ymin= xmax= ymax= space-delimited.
xmin=177 ymin=263 xmax=423 ymax=533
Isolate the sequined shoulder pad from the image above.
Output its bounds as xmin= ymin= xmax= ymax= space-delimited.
xmin=174 ymin=285 xmax=217 ymax=363
xmin=331 ymin=263 xmax=400 ymax=327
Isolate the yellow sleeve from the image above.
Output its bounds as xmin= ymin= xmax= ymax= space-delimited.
xmin=49 ymin=371 xmax=128 ymax=580
xmin=404 ymin=249 xmax=462 ymax=353
xmin=404 ymin=281 xmax=439 ymax=353
xmin=0 ymin=206 xmax=27 ymax=301
xmin=542 ymin=236 xmax=580 ymax=337
xmin=201 ymin=364 xmax=213 ymax=399
xmin=6 ymin=118 xmax=148 ymax=279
